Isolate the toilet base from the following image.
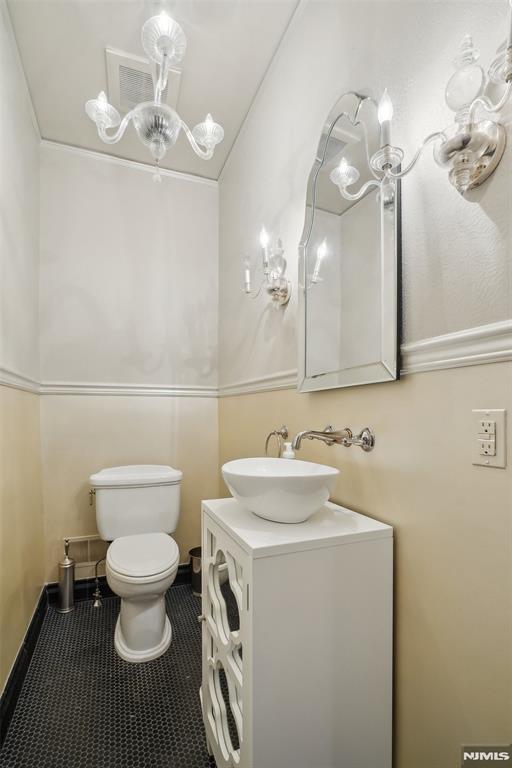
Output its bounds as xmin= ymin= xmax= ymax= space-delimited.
xmin=114 ymin=614 xmax=172 ymax=663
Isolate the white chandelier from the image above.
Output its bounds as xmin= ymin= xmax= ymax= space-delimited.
xmin=85 ymin=12 xmax=224 ymax=176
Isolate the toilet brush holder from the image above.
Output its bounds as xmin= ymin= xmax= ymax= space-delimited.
xmin=57 ymin=539 xmax=75 ymax=613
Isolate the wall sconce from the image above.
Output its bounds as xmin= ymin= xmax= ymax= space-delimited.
xmin=330 ymin=4 xmax=512 ymax=199
xmin=242 ymin=227 xmax=291 ymax=306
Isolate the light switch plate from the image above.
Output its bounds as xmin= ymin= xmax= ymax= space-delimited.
xmin=472 ymin=409 xmax=506 ymax=468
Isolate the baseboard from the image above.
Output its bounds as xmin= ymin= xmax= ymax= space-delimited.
xmin=0 ymin=565 xmax=192 ymax=745
xmin=45 ymin=564 xmax=192 ymax=606
xmin=45 ymin=575 xmax=116 ymax=606
xmin=0 ymin=589 xmax=47 ymax=744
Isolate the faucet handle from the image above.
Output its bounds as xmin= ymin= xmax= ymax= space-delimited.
xmin=265 ymin=426 xmax=289 ymax=456
xmin=341 ymin=427 xmax=375 ymax=452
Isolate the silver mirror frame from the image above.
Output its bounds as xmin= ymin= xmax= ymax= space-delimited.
xmin=298 ymin=91 xmax=401 ymax=393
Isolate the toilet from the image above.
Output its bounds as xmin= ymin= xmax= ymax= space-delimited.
xmin=89 ymin=464 xmax=183 ymax=663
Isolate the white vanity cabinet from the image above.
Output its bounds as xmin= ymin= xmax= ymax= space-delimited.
xmin=200 ymin=498 xmax=393 ymax=768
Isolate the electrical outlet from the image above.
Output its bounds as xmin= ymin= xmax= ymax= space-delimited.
xmin=472 ymin=409 xmax=506 ymax=468
xmin=479 ymin=420 xmax=495 ymax=435
xmin=479 ymin=438 xmax=496 ymax=456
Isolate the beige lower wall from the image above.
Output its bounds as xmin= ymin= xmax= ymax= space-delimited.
xmin=0 ymin=386 xmax=44 ymax=693
xmin=218 ymin=362 xmax=512 ymax=768
xmin=40 ymin=394 xmax=219 ymax=582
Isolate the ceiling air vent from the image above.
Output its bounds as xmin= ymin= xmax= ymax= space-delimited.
xmin=105 ymin=48 xmax=181 ymax=115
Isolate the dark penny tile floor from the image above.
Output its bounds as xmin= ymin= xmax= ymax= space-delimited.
xmin=0 ymin=585 xmax=216 ymax=768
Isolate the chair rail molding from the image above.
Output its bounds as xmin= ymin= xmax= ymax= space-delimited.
xmin=219 ymin=319 xmax=512 ymax=396
xmin=39 ymin=381 xmax=218 ymax=397
xmin=0 ymin=366 xmax=40 ymax=394
xmin=218 ymin=369 xmax=298 ymax=397
xmin=1 ymin=321 xmax=510 ymax=397
xmin=401 ymin=319 xmax=512 ymax=375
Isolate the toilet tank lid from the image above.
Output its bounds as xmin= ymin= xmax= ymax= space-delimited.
xmin=89 ymin=464 xmax=182 ymax=488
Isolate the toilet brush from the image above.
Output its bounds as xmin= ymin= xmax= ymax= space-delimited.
xmin=93 ymin=557 xmax=105 ymax=608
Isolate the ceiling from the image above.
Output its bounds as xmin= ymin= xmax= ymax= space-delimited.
xmin=8 ymin=0 xmax=299 ymax=180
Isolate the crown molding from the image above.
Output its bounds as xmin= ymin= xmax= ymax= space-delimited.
xmin=40 ymin=140 xmax=219 ymax=188
xmin=401 ymin=320 xmax=512 ymax=375
xmin=3 ymin=1 xmax=41 ymax=139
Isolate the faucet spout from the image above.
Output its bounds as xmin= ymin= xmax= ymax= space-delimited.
xmin=292 ymin=426 xmax=351 ymax=451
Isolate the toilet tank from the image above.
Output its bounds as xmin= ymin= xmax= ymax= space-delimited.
xmin=90 ymin=465 xmax=182 ymax=541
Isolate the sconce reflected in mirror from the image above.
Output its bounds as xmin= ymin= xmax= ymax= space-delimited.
xmin=241 ymin=227 xmax=291 ymax=306
xmin=298 ymin=89 xmax=401 ymax=392
xmin=310 ymin=239 xmax=327 ymax=285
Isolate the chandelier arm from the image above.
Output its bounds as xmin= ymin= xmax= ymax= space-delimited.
xmin=97 ymin=111 xmax=135 ymax=144
xmin=339 ymin=179 xmax=382 ymax=201
xmin=155 ymin=58 xmax=170 ymax=105
xmin=180 ymin=120 xmax=214 ymax=159
xmin=385 ymin=131 xmax=446 ymax=179
xmin=468 ymin=81 xmax=512 ymax=124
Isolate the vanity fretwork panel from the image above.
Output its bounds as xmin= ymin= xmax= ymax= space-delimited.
xmin=201 ymin=498 xmax=393 ymax=768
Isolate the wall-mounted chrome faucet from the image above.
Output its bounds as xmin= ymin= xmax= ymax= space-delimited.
xmin=292 ymin=425 xmax=375 ymax=452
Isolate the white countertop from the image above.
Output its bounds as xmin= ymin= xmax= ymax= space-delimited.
xmin=202 ymin=497 xmax=393 ymax=558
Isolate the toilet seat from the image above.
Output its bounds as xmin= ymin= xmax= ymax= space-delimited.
xmin=107 ymin=532 xmax=179 ymax=583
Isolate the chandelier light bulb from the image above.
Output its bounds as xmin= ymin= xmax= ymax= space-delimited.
xmin=85 ymin=91 xmax=121 ymax=129
xmin=329 ymin=157 xmax=360 ymax=191
xmin=260 ymin=227 xmax=270 ymax=249
xmin=191 ymin=113 xmax=224 ymax=151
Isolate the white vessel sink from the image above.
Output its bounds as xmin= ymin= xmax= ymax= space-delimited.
xmin=222 ymin=457 xmax=339 ymax=524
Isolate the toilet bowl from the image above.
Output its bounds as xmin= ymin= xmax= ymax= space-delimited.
xmin=106 ymin=532 xmax=180 ymax=663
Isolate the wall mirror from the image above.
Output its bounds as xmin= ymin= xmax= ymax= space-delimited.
xmin=298 ymin=92 xmax=401 ymax=392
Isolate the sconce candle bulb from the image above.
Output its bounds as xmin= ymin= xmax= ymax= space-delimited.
xmin=241 ymin=255 xmax=252 ymax=294
xmin=312 ymin=240 xmax=327 ymax=284
xmin=260 ymin=227 xmax=270 ymax=273
xmin=259 ymin=227 xmax=270 ymax=248
xmin=378 ymin=89 xmax=393 ymax=146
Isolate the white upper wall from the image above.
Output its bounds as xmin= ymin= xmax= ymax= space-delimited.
xmin=40 ymin=143 xmax=218 ymax=387
xmin=0 ymin=1 xmax=40 ymax=382
xmin=218 ymin=0 xmax=512 ymax=386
